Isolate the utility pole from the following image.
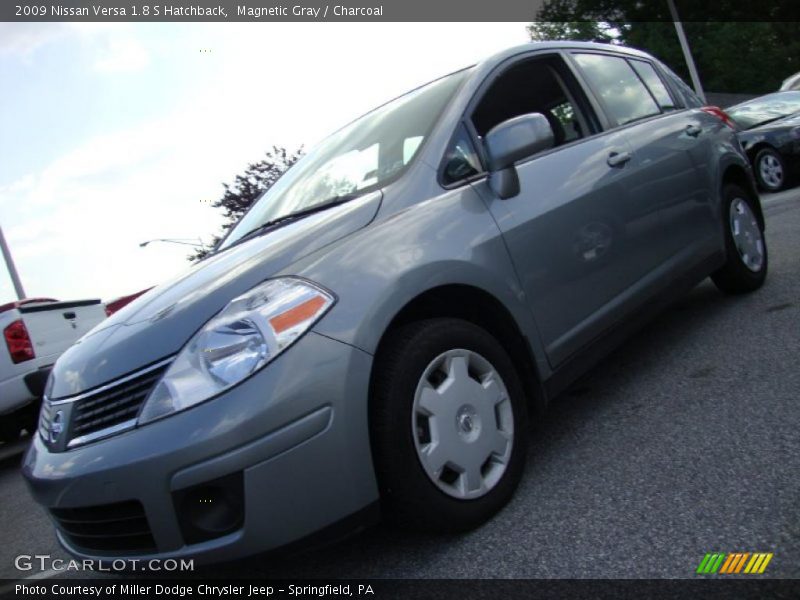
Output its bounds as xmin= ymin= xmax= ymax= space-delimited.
xmin=0 ymin=225 xmax=26 ymax=300
xmin=667 ymin=0 xmax=706 ymax=103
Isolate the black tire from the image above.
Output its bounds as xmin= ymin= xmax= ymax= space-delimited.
xmin=370 ymin=318 xmax=528 ymax=533
xmin=753 ymin=147 xmax=787 ymax=192
xmin=711 ymin=183 xmax=768 ymax=294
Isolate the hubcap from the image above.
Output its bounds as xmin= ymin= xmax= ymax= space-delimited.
xmin=759 ymin=154 xmax=784 ymax=190
xmin=412 ymin=349 xmax=513 ymax=500
xmin=729 ymin=198 xmax=764 ymax=272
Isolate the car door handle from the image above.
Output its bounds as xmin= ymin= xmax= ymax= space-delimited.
xmin=686 ymin=124 xmax=702 ymax=137
xmin=607 ymin=151 xmax=632 ymax=167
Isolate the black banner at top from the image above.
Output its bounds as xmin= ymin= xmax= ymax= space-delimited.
xmin=3 ymin=0 xmax=800 ymax=22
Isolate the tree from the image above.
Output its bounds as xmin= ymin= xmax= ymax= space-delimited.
xmin=528 ymin=0 xmax=800 ymax=94
xmin=190 ymin=146 xmax=303 ymax=262
xmin=527 ymin=20 xmax=615 ymax=44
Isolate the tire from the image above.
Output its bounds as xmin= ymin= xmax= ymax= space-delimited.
xmin=753 ymin=148 xmax=787 ymax=192
xmin=370 ymin=318 xmax=528 ymax=533
xmin=711 ymin=183 xmax=768 ymax=294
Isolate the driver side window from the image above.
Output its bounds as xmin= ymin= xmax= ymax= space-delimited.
xmin=471 ymin=55 xmax=594 ymax=149
xmin=440 ymin=55 xmax=596 ymax=186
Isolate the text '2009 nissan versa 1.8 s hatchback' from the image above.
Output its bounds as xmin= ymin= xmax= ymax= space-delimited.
xmin=24 ymin=42 xmax=767 ymax=564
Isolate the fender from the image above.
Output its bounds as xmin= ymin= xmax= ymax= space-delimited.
xmin=284 ymin=181 xmax=552 ymax=384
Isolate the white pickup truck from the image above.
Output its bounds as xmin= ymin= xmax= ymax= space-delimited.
xmin=0 ymin=298 xmax=107 ymax=442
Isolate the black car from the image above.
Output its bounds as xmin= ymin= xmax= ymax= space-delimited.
xmin=728 ymin=91 xmax=800 ymax=192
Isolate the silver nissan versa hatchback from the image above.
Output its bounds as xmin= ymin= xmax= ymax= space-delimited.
xmin=24 ymin=42 xmax=767 ymax=564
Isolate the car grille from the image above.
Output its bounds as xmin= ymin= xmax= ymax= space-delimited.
xmin=40 ymin=359 xmax=171 ymax=449
xmin=50 ymin=500 xmax=157 ymax=554
xmin=70 ymin=364 xmax=168 ymax=443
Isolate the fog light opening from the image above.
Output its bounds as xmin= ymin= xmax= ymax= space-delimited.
xmin=174 ymin=472 xmax=244 ymax=545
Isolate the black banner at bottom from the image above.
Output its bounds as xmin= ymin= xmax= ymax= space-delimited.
xmin=2 ymin=579 xmax=800 ymax=600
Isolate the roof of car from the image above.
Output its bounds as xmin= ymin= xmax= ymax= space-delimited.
xmin=781 ymin=71 xmax=800 ymax=91
xmin=479 ymin=41 xmax=652 ymax=69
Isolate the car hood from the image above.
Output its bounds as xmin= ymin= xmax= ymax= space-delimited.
xmin=50 ymin=191 xmax=382 ymax=399
xmin=739 ymin=113 xmax=800 ymax=135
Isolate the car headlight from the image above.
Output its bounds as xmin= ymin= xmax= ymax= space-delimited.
xmin=138 ymin=277 xmax=334 ymax=424
xmin=790 ymin=126 xmax=800 ymax=140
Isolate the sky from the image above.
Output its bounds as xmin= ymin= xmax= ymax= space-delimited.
xmin=0 ymin=22 xmax=530 ymax=303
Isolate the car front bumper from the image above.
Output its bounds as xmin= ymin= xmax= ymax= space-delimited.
xmin=22 ymin=331 xmax=379 ymax=564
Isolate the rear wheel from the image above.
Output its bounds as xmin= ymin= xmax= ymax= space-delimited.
xmin=370 ymin=318 xmax=528 ymax=532
xmin=754 ymin=148 xmax=787 ymax=192
xmin=711 ymin=184 xmax=768 ymax=294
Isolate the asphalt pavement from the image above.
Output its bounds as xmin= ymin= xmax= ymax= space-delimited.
xmin=1 ymin=187 xmax=798 ymax=581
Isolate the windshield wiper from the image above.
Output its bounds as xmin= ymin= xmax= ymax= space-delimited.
xmin=222 ymin=193 xmax=363 ymax=252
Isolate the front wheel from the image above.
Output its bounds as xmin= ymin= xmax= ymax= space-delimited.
xmin=370 ymin=318 xmax=528 ymax=532
xmin=711 ymin=183 xmax=768 ymax=294
xmin=754 ymin=148 xmax=787 ymax=192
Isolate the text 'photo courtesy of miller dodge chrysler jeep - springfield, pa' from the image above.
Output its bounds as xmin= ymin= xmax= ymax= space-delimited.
xmin=24 ymin=42 xmax=767 ymax=565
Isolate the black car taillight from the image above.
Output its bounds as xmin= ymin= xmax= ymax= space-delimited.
xmin=4 ymin=319 xmax=35 ymax=363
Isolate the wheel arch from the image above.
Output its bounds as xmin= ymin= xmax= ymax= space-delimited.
xmin=745 ymin=141 xmax=777 ymax=161
xmin=369 ymin=284 xmax=547 ymax=416
xmin=722 ymin=163 xmax=765 ymax=230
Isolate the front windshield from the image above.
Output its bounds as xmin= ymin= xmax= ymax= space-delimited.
xmin=728 ymin=92 xmax=800 ymax=130
xmin=219 ymin=68 xmax=471 ymax=250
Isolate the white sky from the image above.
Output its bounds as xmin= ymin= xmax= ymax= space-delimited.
xmin=0 ymin=23 xmax=530 ymax=303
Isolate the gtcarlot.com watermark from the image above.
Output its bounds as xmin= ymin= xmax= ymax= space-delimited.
xmin=15 ymin=554 xmax=194 ymax=573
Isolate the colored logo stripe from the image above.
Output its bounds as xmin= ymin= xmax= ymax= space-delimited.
xmin=697 ymin=553 xmax=726 ymax=574
xmin=697 ymin=552 xmax=773 ymax=574
xmin=745 ymin=553 xmax=773 ymax=574
xmin=719 ymin=553 xmax=749 ymax=573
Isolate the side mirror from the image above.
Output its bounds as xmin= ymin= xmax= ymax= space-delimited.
xmin=484 ymin=113 xmax=554 ymax=199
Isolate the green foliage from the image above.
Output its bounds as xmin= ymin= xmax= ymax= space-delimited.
xmin=527 ymin=20 xmax=615 ymax=43
xmin=190 ymin=146 xmax=303 ymax=262
xmin=528 ymin=1 xmax=800 ymax=94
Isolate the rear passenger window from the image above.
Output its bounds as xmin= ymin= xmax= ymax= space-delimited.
xmin=574 ymin=53 xmax=660 ymax=126
xmin=629 ymin=60 xmax=676 ymax=111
